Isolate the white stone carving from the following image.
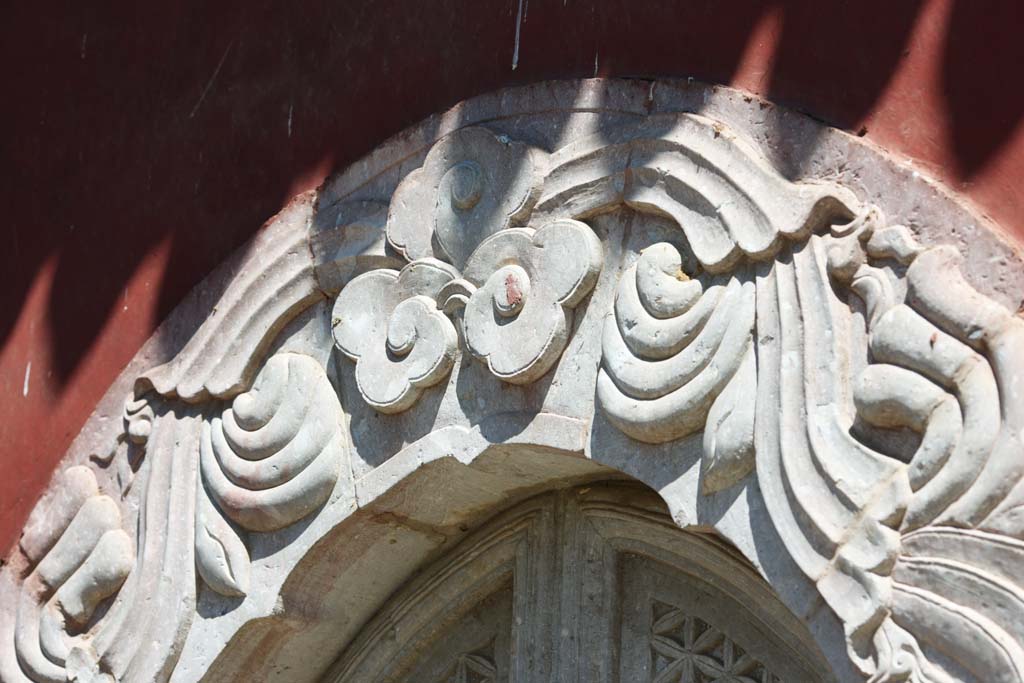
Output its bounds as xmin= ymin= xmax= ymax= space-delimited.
xmin=752 ymin=209 xmax=1024 ymax=682
xmin=332 ymin=259 xmax=460 ymax=413
xmin=332 ymin=126 xmax=603 ymax=407
xmin=10 ymin=467 xmax=133 ymax=683
xmin=196 ymin=352 xmax=346 ymax=595
xmin=534 ymin=115 xmax=857 ymax=272
xmin=447 ymin=219 xmax=603 ymax=384
xmin=4 ymin=80 xmax=1024 ymax=683
xmin=137 ymin=198 xmax=325 ymax=402
xmin=596 ymin=243 xmax=757 ymax=457
xmin=386 ymin=126 xmax=545 ymax=268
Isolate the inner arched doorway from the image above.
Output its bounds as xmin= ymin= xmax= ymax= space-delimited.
xmin=326 ymin=482 xmax=832 ymax=682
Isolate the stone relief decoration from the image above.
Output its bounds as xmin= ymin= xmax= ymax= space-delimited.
xmin=541 ymin=115 xmax=1024 ymax=681
xmin=332 ymin=259 xmax=461 ymax=413
xmin=10 ymin=467 xmax=133 ymax=683
xmin=195 ymin=353 xmax=346 ymax=596
xmin=753 ymin=215 xmax=1024 ymax=683
xmin=332 ymin=126 xmax=604 ymax=410
xmin=3 ymin=80 xmax=1024 ymax=683
xmin=650 ymin=603 xmax=780 ymax=683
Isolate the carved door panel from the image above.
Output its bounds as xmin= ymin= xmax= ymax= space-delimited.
xmin=327 ymin=484 xmax=831 ymax=683
xmin=403 ymin=585 xmax=513 ymax=683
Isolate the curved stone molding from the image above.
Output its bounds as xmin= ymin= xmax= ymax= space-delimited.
xmin=3 ymin=80 xmax=1024 ymax=683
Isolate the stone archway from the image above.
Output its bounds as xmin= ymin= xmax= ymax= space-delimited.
xmin=3 ymin=79 xmax=1024 ymax=683
xmin=328 ymin=482 xmax=831 ymax=683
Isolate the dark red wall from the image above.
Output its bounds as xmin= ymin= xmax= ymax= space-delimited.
xmin=3 ymin=0 xmax=1023 ymax=553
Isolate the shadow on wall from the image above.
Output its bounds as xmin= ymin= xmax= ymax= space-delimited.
xmin=1 ymin=0 xmax=1021 ymax=388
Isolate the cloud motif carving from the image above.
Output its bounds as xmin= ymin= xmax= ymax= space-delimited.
xmin=195 ymin=352 xmax=347 ymax=597
xmin=386 ymin=126 xmax=544 ymax=268
xmin=452 ymin=220 xmax=603 ymax=384
xmin=596 ymin=242 xmax=757 ymax=490
xmin=332 ymin=259 xmax=460 ymax=413
xmin=332 ymin=127 xmax=603 ymax=412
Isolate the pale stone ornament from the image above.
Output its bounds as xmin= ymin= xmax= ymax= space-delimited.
xmin=332 ymin=258 xmax=460 ymax=413
xmin=334 ymin=127 xmax=604 ymax=405
xmin=3 ymin=80 xmax=1024 ymax=683
xmin=194 ymin=352 xmax=347 ymax=596
xmin=11 ymin=467 xmax=132 ymax=683
xmin=451 ymin=219 xmax=603 ymax=384
xmin=386 ymin=125 xmax=545 ymax=267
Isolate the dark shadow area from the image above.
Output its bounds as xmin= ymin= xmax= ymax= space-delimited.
xmin=943 ymin=0 xmax=1024 ymax=177
xmin=767 ymin=1 xmax=925 ymax=129
xmin=8 ymin=0 xmax=1022 ymax=389
xmin=1 ymin=0 xmax=769 ymax=384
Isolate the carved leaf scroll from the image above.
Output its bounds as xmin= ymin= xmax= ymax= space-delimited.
xmin=583 ymin=118 xmax=861 ymax=490
xmin=536 ymin=115 xmax=857 ymax=272
xmin=554 ymin=113 xmax=1024 ymax=681
xmin=753 ymin=212 xmax=1024 ymax=682
xmin=139 ymin=197 xmax=323 ymax=403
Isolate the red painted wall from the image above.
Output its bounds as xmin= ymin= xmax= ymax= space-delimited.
xmin=3 ymin=0 xmax=1023 ymax=553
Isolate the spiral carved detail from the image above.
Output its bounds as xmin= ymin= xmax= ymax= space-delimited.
xmin=199 ymin=353 xmax=345 ymax=533
xmin=597 ymin=242 xmax=756 ymax=485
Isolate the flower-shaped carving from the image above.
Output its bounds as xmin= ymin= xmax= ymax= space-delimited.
xmin=386 ymin=126 xmax=545 ymax=268
xmin=332 ymin=258 xmax=460 ymax=413
xmin=333 ymin=129 xmax=602 ymax=412
xmin=443 ymin=219 xmax=604 ymax=384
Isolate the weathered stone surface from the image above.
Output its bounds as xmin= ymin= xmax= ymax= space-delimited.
xmin=3 ymin=79 xmax=1024 ymax=683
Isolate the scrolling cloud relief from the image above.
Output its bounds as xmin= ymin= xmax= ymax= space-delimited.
xmin=4 ymin=84 xmax=1024 ymax=683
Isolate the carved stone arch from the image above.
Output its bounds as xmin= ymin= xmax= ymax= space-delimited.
xmin=327 ymin=483 xmax=832 ymax=682
xmin=3 ymin=78 xmax=1024 ymax=683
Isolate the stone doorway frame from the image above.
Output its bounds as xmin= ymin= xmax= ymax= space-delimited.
xmin=327 ymin=482 xmax=832 ymax=682
xmin=3 ymin=79 xmax=1024 ymax=683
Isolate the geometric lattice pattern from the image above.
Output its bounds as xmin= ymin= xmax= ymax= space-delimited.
xmin=439 ymin=648 xmax=497 ymax=683
xmin=651 ymin=602 xmax=781 ymax=683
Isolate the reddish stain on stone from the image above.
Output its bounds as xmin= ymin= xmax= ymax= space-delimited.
xmin=505 ymin=273 xmax=523 ymax=308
